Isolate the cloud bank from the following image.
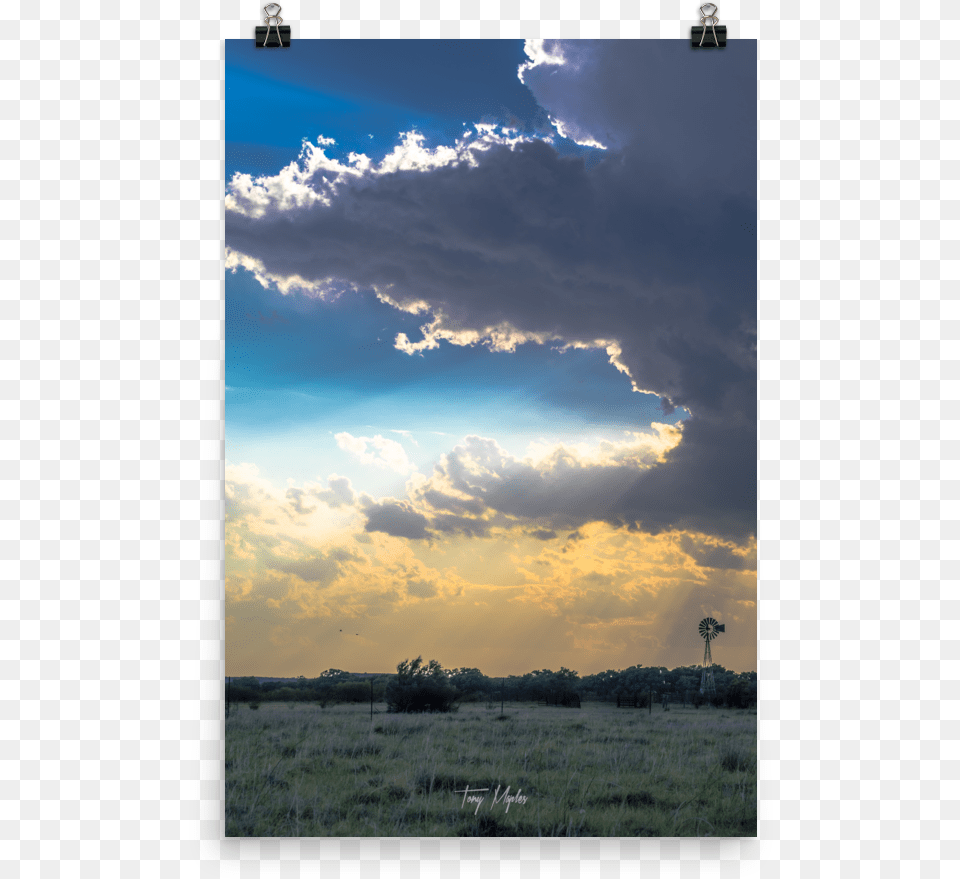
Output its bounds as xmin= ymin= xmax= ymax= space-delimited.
xmin=372 ymin=428 xmax=684 ymax=540
xmin=519 ymin=39 xmax=756 ymax=194
xmin=225 ymin=40 xmax=756 ymax=543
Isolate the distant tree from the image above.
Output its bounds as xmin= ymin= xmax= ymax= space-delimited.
xmin=722 ymin=673 xmax=757 ymax=709
xmin=229 ymin=676 xmax=262 ymax=702
xmin=385 ymin=656 xmax=458 ymax=713
xmin=330 ymin=681 xmax=369 ymax=703
xmin=448 ymin=667 xmax=488 ymax=702
xmin=585 ymin=669 xmax=620 ymax=701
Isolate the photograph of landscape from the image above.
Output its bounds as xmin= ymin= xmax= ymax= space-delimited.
xmin=224 ymin=38 xmax=757 ymax=838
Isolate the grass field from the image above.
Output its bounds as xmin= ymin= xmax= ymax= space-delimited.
xmin=225 ymin=700 xmax=756 ymax=837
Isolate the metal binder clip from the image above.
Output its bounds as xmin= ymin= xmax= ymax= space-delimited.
xmin=256 ymin=4 xmax=291 ymax=48
xmin=691 ymin=4 xmax=727 ymax=48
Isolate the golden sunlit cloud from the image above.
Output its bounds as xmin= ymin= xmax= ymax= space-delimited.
xmin=226 ymin=457 xmax=756 ymax=678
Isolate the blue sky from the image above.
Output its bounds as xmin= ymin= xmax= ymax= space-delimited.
xmin=227 ymin=263 xmax=687 ymax=494
xmin=226 ymin=40 xmax=586 ymax=180
xmin=225 ymin=40 xmax=688 ymax=495
xmin=223 ymin=40 xmax=757 ymax=677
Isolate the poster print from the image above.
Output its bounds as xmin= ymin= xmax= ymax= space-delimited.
xmin=224 ymin=39 xmax=757 ymax=838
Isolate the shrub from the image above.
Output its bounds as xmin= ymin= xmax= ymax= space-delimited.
xmin=385 ymin=675 xmax=458 ymax=713
xmin=249 ymin=702 xmax=260 ymax=710
xmin=330 ymin=681 xmax=370 ymax=703
xmin=385 ymin=656 xmax=458 ymax=713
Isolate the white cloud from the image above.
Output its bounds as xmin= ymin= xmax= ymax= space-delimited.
xmin=402 ymin=429 xmax=685 ymax=537
xmin=523 ymin=425 xmax=683 ymax=470
xmin=359 ymin=428 xmax=692 ymax=541
xmin=225 ymin=127 xmax=546 ymax=223
xmin=518 ymin=40 xmax=609 ymax=149
xmin=335 ymin=432 xmax=417 ymax=474
xmin=517 ymin=39 xmax=567 ymax=82
xmin=393 ymin=313 xmax=552 ymax=356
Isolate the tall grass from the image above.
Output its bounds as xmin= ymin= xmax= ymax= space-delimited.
xmin=225 ymin=701 xmax=756 ymax=837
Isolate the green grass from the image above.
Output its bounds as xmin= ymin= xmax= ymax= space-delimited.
xmin=225 ymin=701 xmax=756 ymax=837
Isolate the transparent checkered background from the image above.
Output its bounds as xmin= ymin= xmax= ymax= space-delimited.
xmin=1 ymin=0 xmax=954 ymax=875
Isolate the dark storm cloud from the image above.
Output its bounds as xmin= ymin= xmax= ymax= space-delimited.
xmin=519 ymin=40 xmax=756 ymax=199
xmin=530 ymin=529 xmax=558 ymax=541
xmin=678 ymin=534 xmax=757 ymax=572
xmin=225 ymin=40 xmax=756 ymax=543
xmin=410 ymin=434 xmax=670 ymax=535
xmin=429 ymin=512 xmax=493 ymax=539
xmin=363 ymin=500 xmax=431 ymax=540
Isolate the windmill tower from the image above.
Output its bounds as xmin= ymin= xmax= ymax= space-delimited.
xmin=698 ymin=617 xmax=725 ymax=697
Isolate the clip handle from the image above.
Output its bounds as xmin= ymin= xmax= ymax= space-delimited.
xmin=255 ymin=3 xmax=291 ymax=47
xmin=691 ymin=4 xmax=727 ymax=48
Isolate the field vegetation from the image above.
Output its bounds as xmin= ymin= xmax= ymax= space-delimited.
xmin=227 ymin=662 xmax=756 ymax=711
xmin=225 ymin=700 xmax=756 ymax=837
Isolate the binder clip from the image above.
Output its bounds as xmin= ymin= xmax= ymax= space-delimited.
xmin=256 ymin=4 xmax=290 ymax=48
xmin=691 ymin=4 xmax=726 ymax=48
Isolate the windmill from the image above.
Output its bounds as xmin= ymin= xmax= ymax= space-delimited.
xmin=698 ymin=617 xmax=725 ymax=697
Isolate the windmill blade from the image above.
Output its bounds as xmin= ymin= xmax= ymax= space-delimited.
xmin=699 ymin=617 xmax=720 ymax=639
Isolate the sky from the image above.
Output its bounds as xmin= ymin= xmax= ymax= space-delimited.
xmin=224 ymin=39 xmax=757 ymax=678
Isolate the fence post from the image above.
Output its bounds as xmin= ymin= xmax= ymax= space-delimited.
xmin=501 ymin=678 xmax=504 ymax=717
xmin=370 ymin=678 xmax=374 ymax=720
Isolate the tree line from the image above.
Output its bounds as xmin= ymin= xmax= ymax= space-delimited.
xmin=226 ymin=670 xmax=390 ymax=708
xmin=226 ymin=660 xmax=756 ymax=711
